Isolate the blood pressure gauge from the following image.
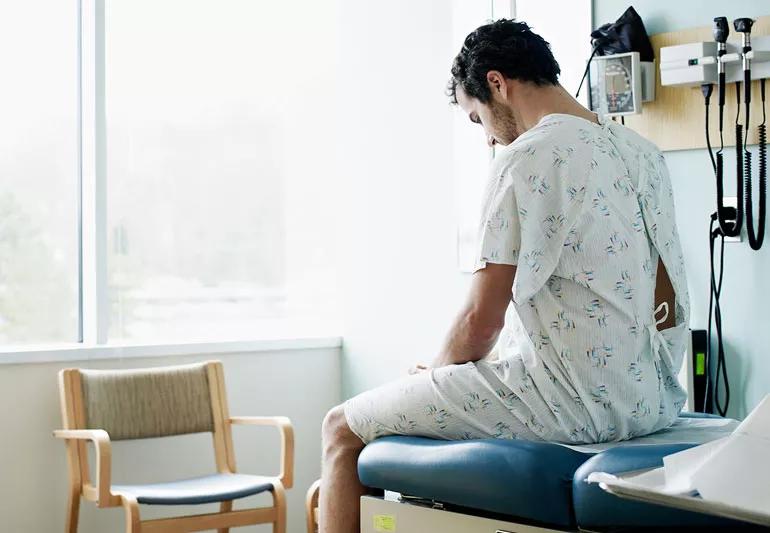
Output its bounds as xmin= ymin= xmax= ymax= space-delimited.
xmin=588 ymin=51 xmax=643 ymax=116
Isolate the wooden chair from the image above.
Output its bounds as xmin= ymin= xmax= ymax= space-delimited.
xmin=54 ymin=360 xmax=294 ymax=532
xmin=305 ymin=479 xmax=320 ymax=533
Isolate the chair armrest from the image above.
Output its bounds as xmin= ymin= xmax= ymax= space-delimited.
xmin=53 ymin=429 xmax=114 ymax=506
xmin=229 ymin=416 xmax=294 ymax=489
xmin=306 ymin=478 xmax=321 ymax=530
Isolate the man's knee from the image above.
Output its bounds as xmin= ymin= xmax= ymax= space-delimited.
xmin=322 ymin=404 xmax=363 ymax=456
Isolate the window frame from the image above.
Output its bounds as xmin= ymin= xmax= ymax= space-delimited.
xmin=78 ymin=0 xmax=109 ymax=345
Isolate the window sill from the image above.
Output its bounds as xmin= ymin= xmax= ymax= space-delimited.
xmin=0 ymin=335 xmax=343 ymax=365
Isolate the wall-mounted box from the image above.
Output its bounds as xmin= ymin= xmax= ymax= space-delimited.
xmin=660 ymin=36 xmax=770 ymax=87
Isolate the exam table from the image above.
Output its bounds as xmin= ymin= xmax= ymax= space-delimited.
xmin=357 ymin=413 xmax=765 ymax=532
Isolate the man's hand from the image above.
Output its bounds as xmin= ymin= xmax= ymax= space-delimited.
xmin=432 ymin=263 xmax=515 ymax=368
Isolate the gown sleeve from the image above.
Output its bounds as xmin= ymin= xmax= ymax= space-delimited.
xmin=475 ymin=143 xmax=592 ymax=303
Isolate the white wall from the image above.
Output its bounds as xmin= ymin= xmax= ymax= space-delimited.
xmin=0 ymin=347 xmax=340 ymax=532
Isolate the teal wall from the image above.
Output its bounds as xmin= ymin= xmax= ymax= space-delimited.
xmin=594 ymin=0 xmax=767 ymax=35
xmin=594 ymin=1 xmax=770 ymax=418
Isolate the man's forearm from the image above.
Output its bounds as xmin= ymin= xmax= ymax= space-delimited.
xmin=432 ymin=306 xmax=502 ymax=367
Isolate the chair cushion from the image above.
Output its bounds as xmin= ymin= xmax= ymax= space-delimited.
xmin=112 ymin=473 xmax=275 ymax=505
xmin=357 ymin=436 xmax=588 ymax=527
xmin=573 ymin=444 xmax=751 ymax=529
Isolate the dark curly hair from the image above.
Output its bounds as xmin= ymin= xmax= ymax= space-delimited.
xmin=448 ymin=19 xmax=560 ymax=104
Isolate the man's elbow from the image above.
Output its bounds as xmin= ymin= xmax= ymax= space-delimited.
xmin=462 ymin=309 xmax=504 ymax=348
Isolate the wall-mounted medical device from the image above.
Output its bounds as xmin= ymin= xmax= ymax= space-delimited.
xmin=588 ymin=52 xmax=656 ymax=116
xmin=577 ymin=7 xmax=655 ymax=117
xmin=660 ymin=16 xmax=767 ymax=252
xmin=660 ymin=16 xmax=768 ymax=418
xmin=659 ymin=37 xmax=770 ymax=86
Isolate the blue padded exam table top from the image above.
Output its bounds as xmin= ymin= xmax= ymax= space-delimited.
xmin=358 ymin=413 xmax=760 ymax=530
xmin=359 ymin=436 xmax=586 ymax=527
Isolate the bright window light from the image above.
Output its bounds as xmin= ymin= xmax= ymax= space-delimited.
xmin=0 ymin=1 xmax=79 ymax=345
xmin=105 ymin=0 xmax=340 ymax=342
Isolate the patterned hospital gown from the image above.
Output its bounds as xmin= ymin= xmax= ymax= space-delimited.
xmin=344 ymin=113 xmax=690 ymax=445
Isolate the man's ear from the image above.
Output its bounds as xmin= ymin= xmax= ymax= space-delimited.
xmin=486 ymin=70 xmax=507 ymax=98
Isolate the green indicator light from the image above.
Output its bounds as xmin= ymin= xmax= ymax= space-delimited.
xmin=696 ymin=353 xmax=706 ymax=375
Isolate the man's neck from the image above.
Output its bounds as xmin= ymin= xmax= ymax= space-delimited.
xmin=513 ymin=83 xmax=598 ymax=134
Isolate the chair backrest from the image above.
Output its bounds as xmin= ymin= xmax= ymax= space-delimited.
xmin=60 ymin=361 xmax=227 ymax=440
xmin=81 ymin=362 xmax=216 ymax=440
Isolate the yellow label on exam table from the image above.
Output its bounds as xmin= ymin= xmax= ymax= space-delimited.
xmin=374 ymin=514 xmax=396 ymax=532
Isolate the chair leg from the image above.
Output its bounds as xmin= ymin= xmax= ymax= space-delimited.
xmin=306 ymin=479 xmax=321 ymax=533
xmin=65 ymin=485 xmax=80 ymax=533
xmin=121 ymin=495 xmax=141 ymax=533
xmin=272 ymin=481 xmax=287 ymax=533
xmin=217 ymin=500 xmax=233 ymax=533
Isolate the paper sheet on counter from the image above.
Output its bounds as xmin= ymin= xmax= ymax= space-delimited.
xmin=588 ymin=394 xmax=770 ymax=517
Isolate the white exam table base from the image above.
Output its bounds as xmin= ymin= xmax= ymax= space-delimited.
xmin=360 ymin=495 xmax=573 ymax=533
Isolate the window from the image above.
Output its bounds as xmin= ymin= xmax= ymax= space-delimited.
xmin=2 ymin=0 xmax=340 ymax=348
xmin=104 ymin=0 xmax=341 ymax=342
xmin=0 ymin=1 xmax=79 ymax=345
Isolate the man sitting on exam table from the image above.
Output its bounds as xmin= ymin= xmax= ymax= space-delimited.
xmin=320 ymin=18 xmax=688 ymax=533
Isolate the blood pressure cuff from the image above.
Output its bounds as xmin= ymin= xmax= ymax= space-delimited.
xmin=591 ymin=6 xmax=654 ymax=61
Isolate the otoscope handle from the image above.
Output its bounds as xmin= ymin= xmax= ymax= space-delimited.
xmin=746 ymin=70 xmax=752 ymax=104
xmin=714 ymin=17 xmax=728 ymax=128
xmin=719 ymin=71 xmax=726 ymax=112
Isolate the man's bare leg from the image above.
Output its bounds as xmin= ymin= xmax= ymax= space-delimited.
xmin=319 ymin=405 xmax=367 ymax=533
